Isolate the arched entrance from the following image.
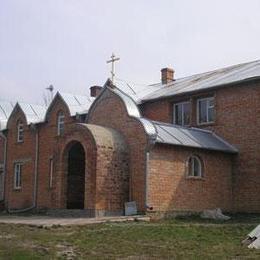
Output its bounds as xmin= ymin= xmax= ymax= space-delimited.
xmin=67 ymin=142 xmax=85 ymax=209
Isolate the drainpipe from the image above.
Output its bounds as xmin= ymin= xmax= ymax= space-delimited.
xmin=144 ymin=139 xmax=156 ymax=212
xmin=7 ymin=126 xmax=39 ymax=213
xmin=0 ymin=132 xmax=7 ymax=202
xmin=145 ymin=151 xmax=151 ymax=210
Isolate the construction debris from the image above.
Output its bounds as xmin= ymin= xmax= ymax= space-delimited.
xmin=242 ymin=225 xmax=260 ymax=249
xmin=200 ymin=208 xmax=231 ymax=221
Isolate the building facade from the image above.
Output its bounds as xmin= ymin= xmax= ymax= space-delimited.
xmin=0 ymin=60 xmax=260 ymax=216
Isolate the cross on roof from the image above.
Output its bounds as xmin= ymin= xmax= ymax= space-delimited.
xmin=107 ymin=53 xmax=120 ymax=84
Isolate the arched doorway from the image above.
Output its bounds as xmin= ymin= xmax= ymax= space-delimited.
xmin=67 ymin=142 xmax=85 ymax=209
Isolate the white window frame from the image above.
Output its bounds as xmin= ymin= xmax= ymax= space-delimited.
xmin=174 ymin=101 xmax=191 ymax=126
xmin=57 ymin=112 xmax=65 ymax=136
xmin=17 ymin=121 xmax=24 ymax=142
xmin=197 ymin=97 xmax=215 ymax=125
xmin=187 ymin=155 xmax=202 ymax=178
xmin=14 ymin=163 xmax=22 ymax=189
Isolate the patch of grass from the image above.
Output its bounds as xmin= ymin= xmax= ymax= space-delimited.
xmin=0 ymin=215 xmax=260 ymax=259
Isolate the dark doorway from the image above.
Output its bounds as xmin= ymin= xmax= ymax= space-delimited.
xmin=67 ymin=142 xmax=85 ymax=209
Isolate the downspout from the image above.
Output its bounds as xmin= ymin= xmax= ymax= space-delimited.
xmin=7 ymin=126 xmax=39 ymax=213
xmin=144 ymin=138 xmax=156 ymax=211
xmin=0 ymin=132 xmax=7 ymax=202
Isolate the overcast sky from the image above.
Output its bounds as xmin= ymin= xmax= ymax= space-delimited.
xmin=1 ymin=0 xmax=260 ymax=103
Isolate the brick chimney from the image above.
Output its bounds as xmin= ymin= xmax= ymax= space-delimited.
xmin=161 ymin=68 xmax=175 ymax=84
xmin=90 ymin=85 xmax=102 ymax=97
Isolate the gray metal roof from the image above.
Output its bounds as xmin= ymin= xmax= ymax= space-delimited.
xmin=18 ymin=102 xmax=46 ymax=125
xmin=59 ymin=92 xmax=95 ymax=116
xmin=142 ymin=59 xmax=260 ymax=101
xmin=153 ymin=121 xmax=238 ymax=153
xmin=110 ymin=86 xmax=141 ymax=118
xmin=0 ymin=100 xmax=15 ymax=130
xmin=113 ymin=78 xmax=162 ymax=104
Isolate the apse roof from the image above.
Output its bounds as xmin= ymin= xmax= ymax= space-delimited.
xmin=141 ymin=59 xmax=260 ymax=102
xmin=153 ymin=121 xmax=238 ymax=154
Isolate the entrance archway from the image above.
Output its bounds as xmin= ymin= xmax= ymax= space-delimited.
xmin=67 ymin=142 xmax=85 ymax=209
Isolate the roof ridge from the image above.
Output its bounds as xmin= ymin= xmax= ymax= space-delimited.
xmin=151 ymin=59 xmax=260 ymax=86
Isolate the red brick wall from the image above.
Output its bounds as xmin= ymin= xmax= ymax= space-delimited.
xmin=37 ymin=96 xmax=74 ymax=209
xmin=141 ymin=99 xmax=172 ymax=123
xmin=0 ymin=135 xmax=5 ymax=164
xmin=54 ymin=124 xmax=129 ymax=215
xmin=202 ymin=84 xmax=260 ymax=212
xmin=88 ymin=88 xmax=149 ymax=212
xmin=5 ymin=108 xmax=36 ymax=209
xmin=142 ymin=82 xmax=260 ymax=212
xmin=5 ymin=94 xmax=129 ymax=215
xmin=148 ymin=145 xmax=233 ymax=213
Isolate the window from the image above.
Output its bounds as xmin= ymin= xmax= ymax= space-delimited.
xmin=187 ymin=156 xmax=202 ymax=177
xmin=14 ymin=163 xmax=22 ymax=189
xmin=49 ymin=158 xmax=53 ymax=188
xmin=197 ymin=97 xmax=215 ymax=124
xmin=174 ymin=102 xmax=191 ymax=126
xmin=17 ymin=121 xmax=24 ymax=142
xmin=57 ymin=111 xmax=65 ymax=136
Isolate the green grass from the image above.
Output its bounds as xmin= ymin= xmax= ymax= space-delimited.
xmin=1 ymin=215 xmax=260 ymax=259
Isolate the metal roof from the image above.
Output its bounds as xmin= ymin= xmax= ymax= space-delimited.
xmin=0 ymin=100 xmax=15 ymax=130
xmin=142 ymin=59 xmax=260 ymax=102
xmin=18 ymin=102 xmax=46 ymax=125
xmin=113 ymin=78 xmax=162 ymax=104
xmin=110 ymin=86 xmax=141 ymax=118
xmin=153 ymin=121 xmax=238 ymax=153
xmin=59 ymin=92 xmax=95 ymax=116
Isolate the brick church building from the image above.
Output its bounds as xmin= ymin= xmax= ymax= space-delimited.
xmin=0 ymin=59 xmax=260 ymax=216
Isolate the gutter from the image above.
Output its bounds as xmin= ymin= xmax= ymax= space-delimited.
xmin=7 ymin=127 xmax=39 ymax=213
xmin=0 ymin=132 xmax=7 ymax=202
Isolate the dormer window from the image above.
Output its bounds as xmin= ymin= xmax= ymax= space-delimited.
xmin=17 ymin=121 xmax=24 ymax=143
xmin=57 ymin=111 xmax=65 ymax=136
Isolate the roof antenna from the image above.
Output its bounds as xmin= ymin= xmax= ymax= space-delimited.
xmin=46 ymin=85 xmax=54 ymax=101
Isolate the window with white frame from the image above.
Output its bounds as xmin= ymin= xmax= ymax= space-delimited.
xmin=17 ymin=121 xmax=24 ymax=142
xmin=187 ymin=155 xmax=202 ymax=177
xmin=197 ymin=97 xmax=215 ymax=124
xmin=57 ymin=111 xmax=65 ymax=136
xmin=174 ymin=101 xmax=191 ymax=126
xmin=14 ymin=163 xmax=22 ymax=189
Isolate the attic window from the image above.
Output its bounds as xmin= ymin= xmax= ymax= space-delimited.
xmin=57 ymin=111 xmax=65 ymax=136
xmin=17 ymin=121 xmax=24 ymax=143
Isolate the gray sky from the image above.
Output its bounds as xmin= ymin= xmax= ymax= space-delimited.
xmin=1 ymin=0 xmax=260 ymax=104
